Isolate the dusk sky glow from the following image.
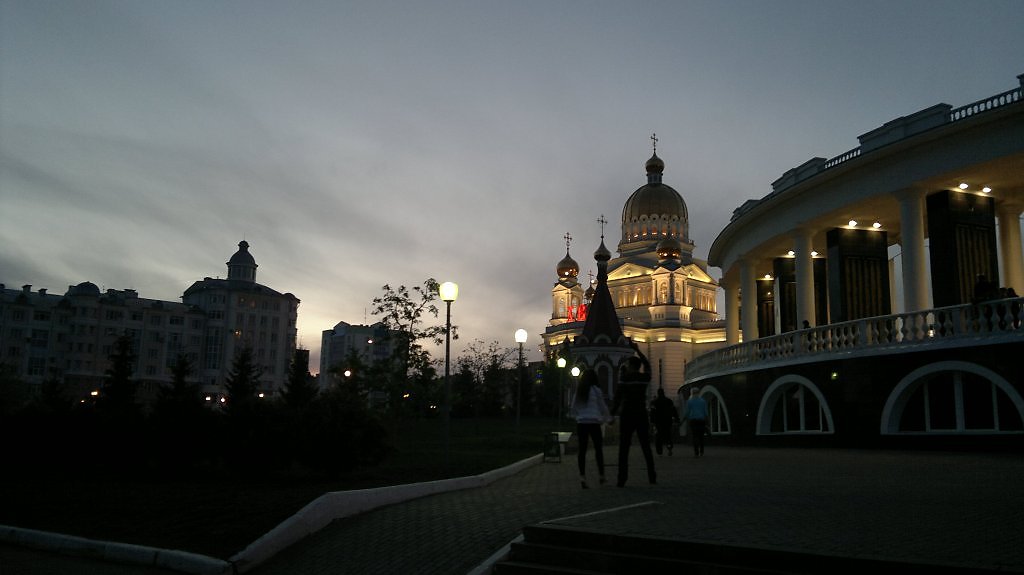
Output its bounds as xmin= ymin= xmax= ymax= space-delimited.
xmin=2 ymin=1 xmax=1022 ymax=372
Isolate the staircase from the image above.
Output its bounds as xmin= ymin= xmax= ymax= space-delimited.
xmin=490 ymin=523 xmax=1000 ymax=575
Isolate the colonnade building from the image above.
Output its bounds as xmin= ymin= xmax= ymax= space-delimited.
xmin=687 ymin=73 xmax=1024 ymax=447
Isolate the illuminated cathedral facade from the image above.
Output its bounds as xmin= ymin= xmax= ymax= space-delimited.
xmin=543 ymin=149 xmax=727 ymax=398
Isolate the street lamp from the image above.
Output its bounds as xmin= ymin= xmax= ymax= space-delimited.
xmin=556 ymin=356 xmax=567 ymax=426
xmin=514 ymin=328 xmax=528 ymax=435
xmin=439 ymin=281 xmax=458 ymax=469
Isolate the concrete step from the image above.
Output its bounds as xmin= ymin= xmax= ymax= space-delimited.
xmin=491 ymin=524 xmax=1008 ymax=575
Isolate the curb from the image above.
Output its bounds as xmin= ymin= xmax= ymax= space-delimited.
xmin=0 ymin=524 xmax=232 ymax=574
xmin=229 ymin=453 xmax=544 ymax=572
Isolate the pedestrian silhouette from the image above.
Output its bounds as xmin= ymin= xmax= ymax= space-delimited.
xmin=650 ymin=388 xmax=679 ymax=456
xmin=611 ymin=343 xmax=657 ymax=486
xmin=572 ymin=369 xmax=611 ymax=489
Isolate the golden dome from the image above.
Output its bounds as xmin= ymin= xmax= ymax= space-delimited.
xmin=557 ymin=251 xmax=579 ymax=279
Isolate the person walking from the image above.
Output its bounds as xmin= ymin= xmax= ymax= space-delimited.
xmin=573 ymin=369 xmax=611 ymax=489
xmin=611 ymin=343 xmax=657 ymax=487
xmin=684 ymin=387 xmax=709 ymax=458
xmin=651 ymin=388 xmax=679 ymax=456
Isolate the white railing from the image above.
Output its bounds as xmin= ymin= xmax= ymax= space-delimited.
xmin=949 ymin=87 xmax=1022 ymax=121
xmin=686 ymin=297 xmax=1024 ymax=383
xmin=788 ymin=79 xmax=1022 ymax=179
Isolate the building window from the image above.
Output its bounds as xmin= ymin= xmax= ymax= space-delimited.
xmin=756 ymin=375 xmax=834 ymax=435
xmin=33 ymin=311 xmax=51 ymax=321
xmin=31 ymin=329 xmax=49 ymax=348
xmin=28 ymin=357 xmax=45 ymax=376
xmin=170 ymin=316 xmax=184 ymax=325
xmin=881 ymin=361 xmax=1024 ymax=434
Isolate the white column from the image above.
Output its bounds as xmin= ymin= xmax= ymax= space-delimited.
xmin=724 ymin=278 xmax=740 ymax=344
xmin=997 ymin=200 xmax=1024 ymax=292
xmin=897 ymin=189 xmax=930 ymax=312
xmin=740 ymin=259 xmax=758 ymax=341
xmin=793 ymin=228 xmax=815 ymax=327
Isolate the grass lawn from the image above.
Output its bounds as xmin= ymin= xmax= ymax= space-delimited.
xmin=0 ymin=416 xmax=567 ymax=559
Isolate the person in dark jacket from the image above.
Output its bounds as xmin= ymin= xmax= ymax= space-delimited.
xmin=611 ymin=343 xmax=657 ymax=487
xmin=650 ymin=388 xmax=680 ymax=456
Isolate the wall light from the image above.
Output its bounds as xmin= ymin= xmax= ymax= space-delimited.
xmin=983 ymin=187 xmax=992 ymax=193
xmin=811 ymin=251 xmax=819 ymax=257
xmin=959 ymin=182 xmax=969 ymax=189
xmin=848 ymin=220 xmax=858 ymax=227
xmin=763 ymin=274 xmax=772 ymax=280
xmin=787 ymin=250 xmax=795 ymax=256
xmin=872 ymin=222 xmax=882 ymax=229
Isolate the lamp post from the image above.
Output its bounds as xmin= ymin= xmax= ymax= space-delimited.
xmin=439 ymin=281 xmax=458 ymax=469
xmin=514 ymin=328 xmax=527 ymax=435
xmin=556 ymin=356 xmax=566 ymax=427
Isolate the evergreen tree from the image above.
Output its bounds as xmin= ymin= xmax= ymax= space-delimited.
xmin=99 ymin=333 xmax=138 ymax=416
xmin=152 ymin=353 xmax=210 ymax=473
xmin=0 ymin=362 xmax=31 ymax=417
xmin=157 ymin=353 xmax=202 ymax=409
xmin=281 ymin=349 xmax=317 ymax=409
xmin=225 ymin=346 xmax=261 ymax=416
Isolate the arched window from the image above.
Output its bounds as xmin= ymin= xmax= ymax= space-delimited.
xmin=880 ymin=361 xmax=1024 ymax=434
xmin=756 ymin=375 xmax=834 ymax=434
xmin=701 ymin=385 xmax=731 ymax=435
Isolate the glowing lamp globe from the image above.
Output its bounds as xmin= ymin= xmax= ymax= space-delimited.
xmin=439 ymin=281 xmax=459 ymax=302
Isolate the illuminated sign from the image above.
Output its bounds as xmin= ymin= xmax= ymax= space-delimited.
xmin=567 ymin=303 xmax=588 ymax=322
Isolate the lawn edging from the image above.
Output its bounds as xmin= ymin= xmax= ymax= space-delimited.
xmin=229 ymin=452 xmax=544 ymax=573
xmin=0 ymin=524 xmax=232 ymax=574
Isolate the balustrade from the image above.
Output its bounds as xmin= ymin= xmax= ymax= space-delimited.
xmin=686 ymin=297 xmax=1024 ymax=382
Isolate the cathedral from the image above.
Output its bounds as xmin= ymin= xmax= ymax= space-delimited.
xmin=542 ymin=148 xmax=727 ymax=398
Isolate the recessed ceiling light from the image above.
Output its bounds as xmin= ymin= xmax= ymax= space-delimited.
xmin=959 ymin=183 xmax=969 ymax=189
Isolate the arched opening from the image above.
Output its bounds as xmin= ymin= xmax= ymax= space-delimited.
xmin=880 ymin=361 xmax=1024 ymax=434
xmin=701 ymin=385 xmax=731 ymax=435
xmin=756 ymin=375 xmax=834 ymax=435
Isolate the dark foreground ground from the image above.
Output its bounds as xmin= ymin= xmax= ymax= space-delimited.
xmin=6 ymin=444 xmax=1022 ymax=574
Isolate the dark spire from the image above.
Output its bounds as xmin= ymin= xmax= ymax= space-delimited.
xmin=578 ymin=218 xmax=626 ymax=347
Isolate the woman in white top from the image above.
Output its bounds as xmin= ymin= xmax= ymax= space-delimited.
xmin=573 ymin=368 xmax=611 ymax=489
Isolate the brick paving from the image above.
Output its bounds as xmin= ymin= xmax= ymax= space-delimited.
xmin=254 ymin=446 xmax=1024 ymax=574
xmin=5 ymin=446 xmax=1024 ymax=574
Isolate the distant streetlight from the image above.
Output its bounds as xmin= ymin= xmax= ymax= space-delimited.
xmin=514 ymin=328 xmax=528 ymax=434
xmin=439 ymin=282 xmax=458 ymax=468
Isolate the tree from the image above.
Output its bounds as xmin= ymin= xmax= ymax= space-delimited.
xmin=152 ymin=353 xmax=211 ymax=473
xmin=371 ymin=278 xmax=456 ymax=418
xmin=96 ymin=333 xmax=145 ymax=471
xmin=0 ymin=362 xmax=30 ymax=417
xmin=223 ymin=346 xmax=273 ymax=472
xmin=281 ymin=349 xmax=318 ymax=409
xmin=225 ymin=346 xmax=262 ymax=415
xmin=157 ymin=353 xmax=203 ymax=409
xmin=454 ymin=339 xmax=514 ymax=418
xmin=99 ymin=333 xmax=138 ymax=416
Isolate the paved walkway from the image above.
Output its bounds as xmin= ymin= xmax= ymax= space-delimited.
xmin=5 ymin=446 xmax=1024 ymax=574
